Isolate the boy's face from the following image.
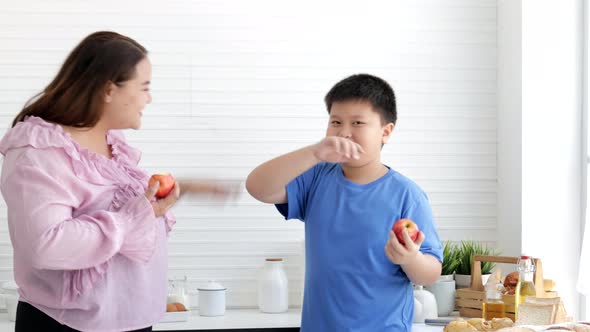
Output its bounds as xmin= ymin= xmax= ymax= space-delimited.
xmin=326 ymin=100 xmax=394 ymax=167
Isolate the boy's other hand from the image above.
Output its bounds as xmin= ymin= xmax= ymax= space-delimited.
xmin=312 ymin=137 xmax=365 ymax=163
xmin=384 ymin=229 xmax=425 ymax=266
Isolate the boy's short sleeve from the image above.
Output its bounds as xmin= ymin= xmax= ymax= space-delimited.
xmin=275 ymin=164 xmax=321 ymax=222
xmin=404 ymin=192 xmax=443 ymax=262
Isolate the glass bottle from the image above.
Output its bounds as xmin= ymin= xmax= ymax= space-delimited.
xmin=482 ymin=286 xmax=506 ymax=319
xmin=167 ymin=276 xmax=189 ymax=308
xmin=515 ymin=255 xmax=536 ymax=315
xmin=258 ymin=258 xmax=289 ymax=313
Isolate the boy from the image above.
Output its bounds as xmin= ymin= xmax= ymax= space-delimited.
xmin=246 ymin=74 xmax=443 ymax=331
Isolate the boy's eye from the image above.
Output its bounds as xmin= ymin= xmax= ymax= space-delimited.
xmin=353 ymin=121 xmax=364 ymax=125
xmin=331 ymin=121 xmax=341 ymax=125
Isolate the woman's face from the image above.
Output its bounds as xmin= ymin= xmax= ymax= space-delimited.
xmin=102 ymin=57 xmax=152 ymax=130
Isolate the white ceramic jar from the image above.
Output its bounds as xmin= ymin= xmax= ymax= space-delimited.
xmin=198 ymin=280 xmax=226 ymax=316
xmin=413 ymin=285 xmax=438 ymax=322
xmin=413 ymin=297 xmax=424 ymax=323
xmin=0 ymin=281 xmax=19 ymax=322
xmin=258 ymin=258 xmax=288 ymax=313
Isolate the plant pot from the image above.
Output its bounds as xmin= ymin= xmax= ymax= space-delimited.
xmin=425 ymin=279 xmax=456 ymax=317
xmin=454 ymin=274 xmax=491 ymax=289
xmin=438 ymin=274 xmax=454 ymax=282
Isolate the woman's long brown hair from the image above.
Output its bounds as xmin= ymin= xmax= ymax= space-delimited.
xmin=12 ymin=31 xmax=147 ymax=128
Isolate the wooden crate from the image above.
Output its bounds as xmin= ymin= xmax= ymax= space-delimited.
xmin=455 ymin=255 xmax=556 ymax=320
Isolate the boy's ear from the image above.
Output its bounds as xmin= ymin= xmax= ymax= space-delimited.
xmin=382 ymin=123 xmax=395 ymax=144
xmin=104 ymin=81 xmax=117 ymax=103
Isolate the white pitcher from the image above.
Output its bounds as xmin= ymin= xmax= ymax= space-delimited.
xmin=413 ymin=285 xmax=438 ymax=322
xmin=413 ymin=297 xmax=424 ymax=323
xmin=258 ymin=258 xmax=288 ymax=313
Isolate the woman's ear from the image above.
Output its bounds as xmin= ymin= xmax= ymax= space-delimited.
xmin=104 ymin=81 xmax=117 ymax=103
xmin=382 ymin=123 xmax=395 ymax=144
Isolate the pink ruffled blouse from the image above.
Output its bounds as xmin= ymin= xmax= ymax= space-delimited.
xmin=0 ymin=116 xmax=175 ymax=331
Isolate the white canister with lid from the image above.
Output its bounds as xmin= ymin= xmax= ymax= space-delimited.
xmin=258 ymin=258 xmax=289 ymax=313
xmin=198 ymin=280 xmax=226 ymax=316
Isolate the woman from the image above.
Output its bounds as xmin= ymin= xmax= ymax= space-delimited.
xmin=0 ymin=31 xmax=228 ymax=332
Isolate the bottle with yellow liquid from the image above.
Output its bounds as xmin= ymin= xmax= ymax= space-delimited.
xmin=482 ymin=289 xmax=506 ymax=319
xmin=482 ymin=269 xmax=506 ymax=319
xmin=514 ymin=255 xmax=536 ymax=318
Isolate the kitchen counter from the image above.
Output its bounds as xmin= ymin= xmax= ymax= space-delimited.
xmin=0 ymin=310 xmax=445 ymax=332
xmin=154 ymin=309 xmax=301 ymax=331
xmin=153 ymin=309 xmax=445 ymax=331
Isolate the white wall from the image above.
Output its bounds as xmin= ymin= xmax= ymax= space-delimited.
xmin=497 ymin=0 xmax=522 ymax=258
xmin=521 ymin=0 xmax=584 ymax=319
xmin=0 ymin=0 xmax=498 ymax=308
xmin=497 ymin=0 xmax=585 ymax=319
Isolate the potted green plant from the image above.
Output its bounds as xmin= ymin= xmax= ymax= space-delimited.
xmin=454 ymin=241 xmax=500 ymax=288
xmin=440 ymin=241 xmax=460 ymax=281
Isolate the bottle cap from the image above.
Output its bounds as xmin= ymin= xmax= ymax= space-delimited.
xmin=265 ymin=258 xmax=283 ymax=262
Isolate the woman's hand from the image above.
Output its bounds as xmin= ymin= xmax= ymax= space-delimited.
xmin=178 ymin=179 xmax=241 ymax=201
xmin=145 ymin=180 xmax=181 ymax=217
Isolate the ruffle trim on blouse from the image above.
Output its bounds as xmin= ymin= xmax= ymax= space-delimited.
xmin=0 ymin=116 xmax=177 ymax=301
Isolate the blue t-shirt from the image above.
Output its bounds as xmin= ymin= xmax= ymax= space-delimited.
xmin=276 ymin=163 xmax=443 ymax=332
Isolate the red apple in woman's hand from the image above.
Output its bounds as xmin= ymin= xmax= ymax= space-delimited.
xmin=392 ymin=218 xmax=419 ymax=245
xmin=149 ymin=173 xmax=175 ymax=198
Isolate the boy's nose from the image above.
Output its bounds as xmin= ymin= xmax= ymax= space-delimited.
xmin=338 ymin=130 xmax=352 ymax=139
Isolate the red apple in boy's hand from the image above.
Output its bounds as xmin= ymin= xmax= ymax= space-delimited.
xmin=392 ymin=218 xmax=420 ymax=245
xmin=148 ymin=173 xmax=175 ymax=198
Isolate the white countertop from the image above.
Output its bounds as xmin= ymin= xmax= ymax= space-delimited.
xmin=0 ymin=309 xmax=445 ymax=331
xmin=152 ymin=308 xmax=445 ymax=331
xmin=154 ymin=308 xmax=301 ymax=330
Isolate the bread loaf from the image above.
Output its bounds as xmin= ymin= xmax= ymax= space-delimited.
xmin=444 ymin=318 xmax=478 ymax=332
xmin=504 ymin=272 xmax=519 ymax=287
xmin=543 ymin=279 xmax=556 ymax=292
xmin=495 ymin=328 xmax=536 ymax=332
xmin=523 ymin=297 xmax=567 ymax=324
xmin=444 ymin=317 xmax=515 ymax=332
xmin=516 ymin=303 xmax=556 ymax=326
xmin=525 ymin=297 xmax=561 ymax=305
xmin=467 ymin=318 xmax=493 ymax=331
xmin=492 ymin=318 xmax=517 ymax=330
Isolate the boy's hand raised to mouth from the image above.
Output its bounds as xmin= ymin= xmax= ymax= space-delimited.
xmin=312 ymin=136 xmax=365 ymax=163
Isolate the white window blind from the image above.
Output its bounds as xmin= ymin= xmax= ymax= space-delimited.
xmin=0 ymin=0 xmax=498 ymax=308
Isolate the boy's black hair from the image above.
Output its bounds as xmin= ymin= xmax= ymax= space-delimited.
xmin=324 ymin=73 xmax=397 ymax=125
